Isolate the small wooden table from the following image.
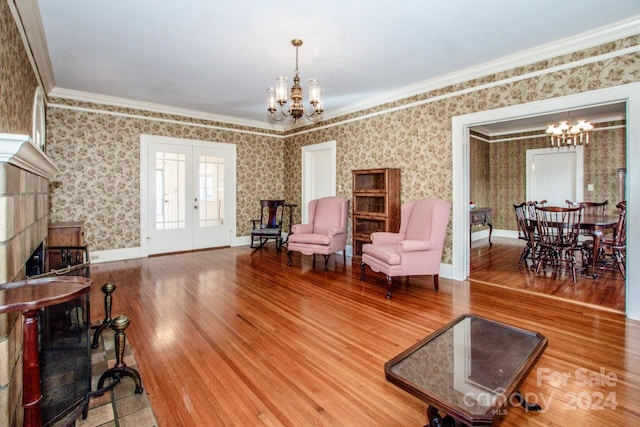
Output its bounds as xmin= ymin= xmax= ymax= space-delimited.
xmin=470 ymin=207 xmax=493 ymax=246
xmin=385 ymin=315 xmax=547 ymax=426
xmin=0 ymin=276 xmax=92 ymax=427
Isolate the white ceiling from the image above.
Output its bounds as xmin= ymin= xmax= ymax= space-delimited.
xmin=34 ymin=0 xmax=640 ymax=129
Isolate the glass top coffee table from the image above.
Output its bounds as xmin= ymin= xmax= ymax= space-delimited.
xmin=385 ymin=314 xmax=547 ymax=426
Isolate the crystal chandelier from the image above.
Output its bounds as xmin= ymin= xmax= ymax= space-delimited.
xmin=546 ymin=119 xmax=594 ymax=147
xmin=266 ymin=39 xmax=324 ymax=123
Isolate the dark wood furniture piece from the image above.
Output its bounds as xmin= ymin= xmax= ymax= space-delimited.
xmin=527 ymin=210 xmax=619 ymax=280
xmin=534 ymin=206 xmax=583 ymax=282
xmin=0 ymin=276 xmax=92 ymax=427
xmin=385 ymin=314 xmax=547 ymax=427
xmin=513 ymin=203 xmax=534 ymax=265
xmin=470 ymin=207 xmax=492 ymax=246
xmin=579 ymin=212 xmax=622 ymax=279
xmin=48 ymin=221 xmax=84 ymax=269
xmin=352 ymin=168 xmax=400 ymax=259
xmin=250 ymin=200 xmax=285 ymax=250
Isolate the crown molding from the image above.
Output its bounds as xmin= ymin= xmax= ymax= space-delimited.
xmin=48 ymin=88 xmax=284 ymax=132
xmin=8 ymin=0 xmax=56 ymax=94
xmin=325 ymin=14 xmax=640 ymax=121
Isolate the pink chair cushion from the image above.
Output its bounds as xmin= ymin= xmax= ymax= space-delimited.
xmin=362 ymin=244 xmax=400 ymax=265
xmin=288 ymin=233 xmax=331 ymax=245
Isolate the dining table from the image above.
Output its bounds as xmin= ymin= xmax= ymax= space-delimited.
xmin=527 ymin=213 xmax=619 ymax=279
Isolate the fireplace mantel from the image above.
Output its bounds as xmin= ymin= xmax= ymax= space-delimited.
xmin=0 ymin=133 xmax=58 ymax=179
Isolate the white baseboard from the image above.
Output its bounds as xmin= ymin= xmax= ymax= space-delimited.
xmin=91 ymin=247 xmax=144 ymax=264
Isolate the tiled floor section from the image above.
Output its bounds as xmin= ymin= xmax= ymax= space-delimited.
xmin=54 ymin=324 xmax=157 ymax=427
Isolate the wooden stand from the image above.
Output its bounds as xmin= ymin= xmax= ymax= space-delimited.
xmin=352 ymin=168 xmax=400 ymax=259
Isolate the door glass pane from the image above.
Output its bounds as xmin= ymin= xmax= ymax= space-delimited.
xmin=198 ymin=155 xmax=224 ymax=227
xmin=155 ymin=152 xmax=186 ymax=230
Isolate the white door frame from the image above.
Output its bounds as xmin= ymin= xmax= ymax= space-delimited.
xmin=140 ymin=134 xmax=237 ymax=257
xmin=452 ymin=82 xmax=640 ymax=319
xmin=301 ymin=140 xmax=337 ymax=223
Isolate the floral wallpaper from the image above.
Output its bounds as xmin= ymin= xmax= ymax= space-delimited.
xmin=0 ymin=0 xmax=39 ymax=134
xmin=46 ymin=105 xmax=284 ymax=250
xmin=46 ymin=34 xmax=640 ymax=262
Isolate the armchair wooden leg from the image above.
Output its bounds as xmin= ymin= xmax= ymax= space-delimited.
xmin=433 ymin=274 xmax=439 ymax=291
xmin=386 ymin=276 xmax=393 ymax=299
xmin=360 ymin=263 xmax=366 ymax=280
xmin=323 ymin=255 xmax=329 ymax=272
xmin=312 ymin=254 xmax=316 ymax=268
xmin=287 ymin=251 xmax=293 ymax=266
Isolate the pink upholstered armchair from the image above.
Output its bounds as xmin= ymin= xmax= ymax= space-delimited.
xmin=360 ymin=198 xmax=451 ymax=298
xmin=287 ymin=197 xmax=350 ymax=271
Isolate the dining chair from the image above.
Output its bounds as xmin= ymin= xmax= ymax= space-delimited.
xmin=582 ymin=201 xmax=626 ymax=278
xmin=513 ymin=203 xmax=535 ymax=265
xmin=566 ymin=199 xmax=608 ymax=215
xmin=534 ymin=205 xmax=583 ymax=282
xmin=525 ymin=200 xmax=546 ymax=218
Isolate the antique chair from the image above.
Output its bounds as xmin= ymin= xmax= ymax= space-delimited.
xmin=514 ymin=200 xmax=547 ymax=265
xmin=360 ymin=198 xmax=451 ymax=298
xmin=287 ymin=197 xmax=350 ymax=271
xmin=534 ymin=205 xmax=583 ymax=282
xmin=250 ymin=199 xmax=286 ymax=250
xmin=582 ymin=201 xmax=626 ymax=278
xmin=566 ymin=199 xmax=608 ymax=216
xmin=514 ymin=203 xmax=535 ymax=265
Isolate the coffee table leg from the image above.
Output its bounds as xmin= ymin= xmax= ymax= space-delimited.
xmin=426 ymin=405 xmax=457 ymax=427
xmin=513 ymin=391 xmax=542 ymax=411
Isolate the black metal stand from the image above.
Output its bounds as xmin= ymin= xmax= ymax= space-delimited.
xmin=91 ymin=282 xmax=116 ymax=348
xmin=96 ymin=315 xmax=144 ymax=394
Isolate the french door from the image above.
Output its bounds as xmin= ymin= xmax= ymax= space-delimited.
xmin=141 ymin=135 xmax=236 ymax=255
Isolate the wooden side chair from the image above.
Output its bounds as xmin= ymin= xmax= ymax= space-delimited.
xmin=513 ymin=203 xmax=535 ymax=265
xmin=566 ymin=199 xmax=608 ymax=215
xmin=250 ymin=199 xmax=285 ymax=250
xmin=534 ymin=205 xmax=583 ymax=282
xmin=583 ymin=201 xmax=626 ymax=278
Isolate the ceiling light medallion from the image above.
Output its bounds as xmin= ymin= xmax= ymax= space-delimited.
xmin=266 ymin=39 xmax=324 ymax=123
xmin=546 ymin=119 xmax=594 ymax=147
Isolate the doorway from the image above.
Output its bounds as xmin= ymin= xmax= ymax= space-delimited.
xmin=301 ymin=140 xmax=336 ymax=223
xmin=140 ymin=135 xmax=237 ymax=256
xmin=452 ymin=83 xmax=640 ymax=318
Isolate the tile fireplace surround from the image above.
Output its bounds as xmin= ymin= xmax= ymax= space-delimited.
xmin=0 ymin=134 xmax=58 ymax=426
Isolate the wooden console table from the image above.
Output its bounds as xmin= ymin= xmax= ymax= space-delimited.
xmin=0 ymin=276 xmax=91 ymax=427
xmin=470 ymin=207 xmax=493 ymax=246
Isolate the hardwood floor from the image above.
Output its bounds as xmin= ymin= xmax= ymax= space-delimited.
xmin=89 ymin=245 xmax=639 ymax=426
xmin=470 ymin=237 xmax=625 ymax=312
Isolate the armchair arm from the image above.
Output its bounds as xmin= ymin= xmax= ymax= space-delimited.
xmin=292 ymin=223 xmax=313 ymax=234
xmin=327 ymin=226 xmax=345 ymax=238
xmin=399 ymin=240 xmax=432 ymax=253
xmin=250 ymin=219 xmax=260 ymax=230
xmin=370 ymin=232 xmax=403 ymax=245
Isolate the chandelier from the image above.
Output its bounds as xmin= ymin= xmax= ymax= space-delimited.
xmin=545 ymin=119 xmax=594 ymax=147
xmin=266 ymin=39 xmax=324 ymax=123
